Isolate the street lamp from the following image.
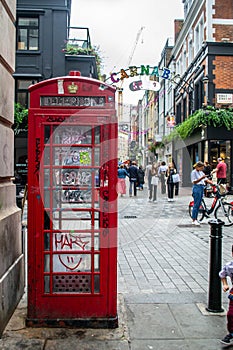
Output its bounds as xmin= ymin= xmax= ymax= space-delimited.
xmin=202 ymin=75 xmax=209 ymax=107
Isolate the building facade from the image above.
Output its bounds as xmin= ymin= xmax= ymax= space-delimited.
xmin=14 ymin=0 xmax=98 ymax=185
xmin=155 ymin=0 xmax=233 ymax=188
xmin=0 ymin=0 xmax=24 ymax=336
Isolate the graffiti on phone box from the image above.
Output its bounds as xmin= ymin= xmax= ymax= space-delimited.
xmin=54 ymin=232 xmax=90 ymax=270
xmin=62 ymin=170 xmax=92 ymax=186
xmin=60 ymin=128 xmax=88 ymax=144
xmin=64 ymin=149 xmax=91 ymax=165
xmin=63 ymin=189 xmax=92 ymax=203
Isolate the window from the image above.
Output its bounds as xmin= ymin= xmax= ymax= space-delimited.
xmin=16 ymin=79 xmax=38 ymax=107
xmin=183 ymin=97 xmax=187 ymax=121
xmin=194 ymin=16 xmax=204 ymax=56
xmin=188 ymin=90 xmax=194 ymax=115
xmin=184 ymin=0 xmax=194 ymax=18
xmin=194 ymin=25 xmax=200 ymax=55
xmin=183 ymin=49 xmax=187 ymax=71
xmin=17 ymin=17 xmax=39 ymax=51
xmin=188 ymin=39 xmax=193 ymax=66
xmin=176 ymin=103 xmax=181 ymax=125
xmin=194 ymin=81 xmax=203 ymax=110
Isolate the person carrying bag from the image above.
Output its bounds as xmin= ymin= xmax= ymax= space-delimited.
xmin=172 ymin=173 xmax=180 ymax=183
xmin=166 ymin=162 xmax=178 ymax=202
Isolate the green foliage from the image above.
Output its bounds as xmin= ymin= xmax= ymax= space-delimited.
xmin=163 ymin=107 xmax=233 ymax=143
xmin=14 ymin=103 xmax=28 ymax=131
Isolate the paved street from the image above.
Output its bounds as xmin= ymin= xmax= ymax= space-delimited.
xmin=1 ymin=184 xmax=233 ymax=349
xmin=118 ymin=185 xmax=233 ymax=299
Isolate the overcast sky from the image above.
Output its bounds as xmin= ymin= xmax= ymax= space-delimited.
xmin=70 ymin=0 xmax=184 ymax=104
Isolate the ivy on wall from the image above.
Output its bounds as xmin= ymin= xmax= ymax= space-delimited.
xmin=13 ymin=103 xmax=28 ymax=131
xmin=163 ymin=106 xmax=233 ymax=143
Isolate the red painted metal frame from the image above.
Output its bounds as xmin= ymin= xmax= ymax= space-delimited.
xmin=27 ymin=74 xmax=118 ymax=327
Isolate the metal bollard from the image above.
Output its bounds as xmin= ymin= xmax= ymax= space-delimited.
xmin=206 ymin=219 xmax=224 ymax=312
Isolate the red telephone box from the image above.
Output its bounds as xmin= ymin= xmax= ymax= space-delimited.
xmin=27 ymin=72 xmax=118 ymax=328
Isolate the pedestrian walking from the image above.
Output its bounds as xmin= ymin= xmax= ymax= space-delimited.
xmin=158 ymin=161 xmax=168 ymax=194
xmin=172 ymin=160 xmax=180 ymax=196
xmin=219 ymin=245 xmax=233 ymax=345
xmin=166 ymin=162 xmax=177 ymax=202
xmin=203 ymin=161 xmax=213 ymax=197
xmin=203 ymin=161 xmax=212 ymax=178
xmin=211 ymin=157 xmax=227 ymax=184
xmin=137 ymin=166 xmax=145 ymax=190
xmin=149 ymin=162 xmax=159 ymax=202
xmin=117 ymin=164 xmax=129 ymax=197
xmin=190 ymin=161 xmax=213 ymax=225
xmin=128 ymin=161 xmax=139 ymax=197
xmin=145 ymin=161 xmax=152 ymax=195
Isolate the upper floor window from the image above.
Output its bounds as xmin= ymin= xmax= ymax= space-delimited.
xmin=194 ymin=16 xmax=204 ymax=56
xmin=184 ymin=0 xmax=194 ymax=18
xmin=183 ymin=49 xmax=187 ymax=71
xmin=17 ymin=17 xmax=39 ymax=51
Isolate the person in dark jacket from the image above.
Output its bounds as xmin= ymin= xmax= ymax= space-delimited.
xmin=138 ymin=166 xmax=145 ymax=190
xmin=203 ymin=161 xmax=212 ymax=197
xmin=166 ymin=162 xmax=177 ymax=202
xmin=128 ymin=161 xmax=139 ymax=197
xmin=203 ymin=161 xmax=212 ymax=178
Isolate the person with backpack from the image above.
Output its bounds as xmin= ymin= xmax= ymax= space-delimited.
xmin=137 ymin=165 xmax=145 ymax=191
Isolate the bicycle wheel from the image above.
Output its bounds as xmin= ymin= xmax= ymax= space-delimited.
xmin=215 ymin=202 xmax=233 ymax=226
xmin=188 ymin=200 xmax=205 ymax=222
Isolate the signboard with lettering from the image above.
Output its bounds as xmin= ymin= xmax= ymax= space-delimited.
xmin=216 ymin=94 xmax=233 ymax=104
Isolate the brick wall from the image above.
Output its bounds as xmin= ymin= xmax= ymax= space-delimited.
xmin=213 ymin=25 xmax=233 ymax=42
xmin=213 ymin=56 xmax=233 ymax=89
xmin=213 ymin=0 xmax=233 ymax=19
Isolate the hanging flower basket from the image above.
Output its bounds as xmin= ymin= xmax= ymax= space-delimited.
xmin=148 ymin=141 xmax=157 ymax=154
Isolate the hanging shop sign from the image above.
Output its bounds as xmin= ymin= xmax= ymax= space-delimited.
xmin=129 ymin=79 xmax=160 ymax=92
xmin=129 ymin=80 xmax=142 ymax=91
xmin=108 ymin=65 xmax=171 ymax=84
xmin=166 ymin=114 xmax=176 ymax=128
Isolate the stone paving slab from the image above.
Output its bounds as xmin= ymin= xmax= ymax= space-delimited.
xmin=129 ymin=339 xmax=221 ymax=350
xmin=44 ymin=339 xmax=129 ymax=350
xmin=126 ymin=303 xmax=226 ymax=349
xmin=126 ymin=303 xmax=184 ymax=339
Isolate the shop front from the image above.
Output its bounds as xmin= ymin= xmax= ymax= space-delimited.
xmin=173 ymin=126 xmax=233 ymax=191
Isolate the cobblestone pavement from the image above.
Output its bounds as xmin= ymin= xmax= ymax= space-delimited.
xmin=117 ymin=184 xmax=233 ymax=303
